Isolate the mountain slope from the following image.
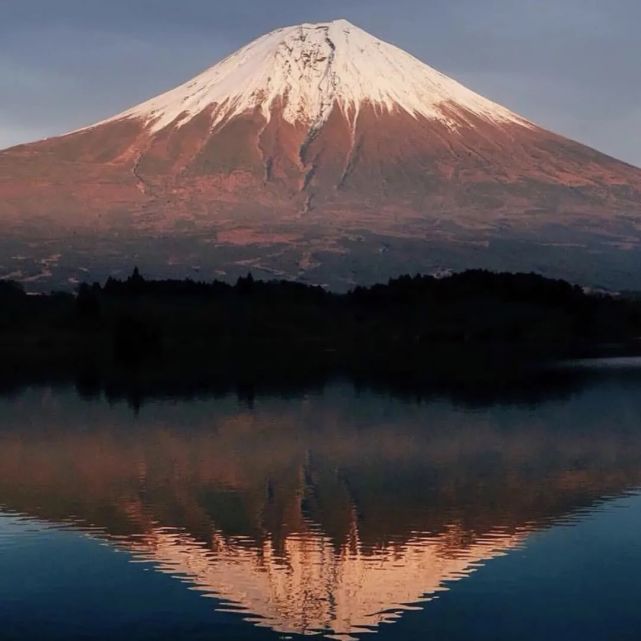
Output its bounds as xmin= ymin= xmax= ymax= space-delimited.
xmin=1 ymin=19 xmax=641 ymax=290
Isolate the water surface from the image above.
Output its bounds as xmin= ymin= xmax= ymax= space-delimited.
xmin=1 ymin=370 xmax=641 ymax=640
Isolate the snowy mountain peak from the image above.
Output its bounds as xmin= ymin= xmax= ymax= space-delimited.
xmin=96 ymin=20 xmax=532 ymax=134
xmin=6 ymin=22 xmax=641 ymax=295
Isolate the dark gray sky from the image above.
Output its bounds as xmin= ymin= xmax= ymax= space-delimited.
xmin=2 ymin=0 xmax=640 ymax=165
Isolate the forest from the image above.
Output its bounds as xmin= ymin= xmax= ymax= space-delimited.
xmin=1 ymin=269 xmax=639 ymax=400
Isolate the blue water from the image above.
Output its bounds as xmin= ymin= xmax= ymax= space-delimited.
xmin=3 ymin=494 xmax=641 ymax=641
xmin=1 ymin=369 xmax=641 ymax=640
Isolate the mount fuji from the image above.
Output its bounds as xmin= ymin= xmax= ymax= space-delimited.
xmin=2 ymin=19 xmax=641 ymax=290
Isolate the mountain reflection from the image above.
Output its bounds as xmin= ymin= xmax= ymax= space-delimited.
xmin=1 ymin=383 xmax=641 ymax=638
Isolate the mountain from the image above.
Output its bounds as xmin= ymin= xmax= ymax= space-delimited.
xmin=2 ymin=19 xmax=641 ymax=291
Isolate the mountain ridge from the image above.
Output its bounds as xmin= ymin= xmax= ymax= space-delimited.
xmin=1 ymin=19 xmax=641 ymax=291
xmin=85 ymin=19 xmax=532 ymax=135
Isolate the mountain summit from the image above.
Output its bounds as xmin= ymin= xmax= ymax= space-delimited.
xmin=2 ymin=20 xmax=641 ymax=290
xmin=97 ymin=19 xmax=529 ymax=134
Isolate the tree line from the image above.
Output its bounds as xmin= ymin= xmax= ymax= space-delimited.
xmin=0 ymin=268 xmax=639 ymax=393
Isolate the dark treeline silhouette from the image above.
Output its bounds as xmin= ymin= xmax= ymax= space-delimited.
xmin=1 ymin=269 xmax=640 ymax=398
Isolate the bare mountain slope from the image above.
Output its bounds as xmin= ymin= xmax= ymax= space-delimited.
xmin=1 ymin=19 xmax=641 ymax=290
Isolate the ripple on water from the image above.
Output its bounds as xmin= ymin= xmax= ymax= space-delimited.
xmin=3 ymin=381 xmax=641 ymax=640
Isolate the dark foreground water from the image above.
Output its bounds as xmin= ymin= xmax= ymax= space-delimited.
xmin=2 ymin=362 xmax=641 ymax=640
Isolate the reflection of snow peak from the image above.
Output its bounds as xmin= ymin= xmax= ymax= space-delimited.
xmin=126 ymin=519 xmax=526 ymax=639
xmin=93 ymin=19 xmax=530 ymax=134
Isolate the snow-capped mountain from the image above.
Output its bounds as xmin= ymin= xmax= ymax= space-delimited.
xmin=2 ymin=19 xmax=641 ymax=291
xmin=95 ymin=19 xmax=530 ymax=133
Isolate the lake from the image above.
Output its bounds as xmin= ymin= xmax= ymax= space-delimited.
xmin=2 ymin=363 xmax=641 ymax=640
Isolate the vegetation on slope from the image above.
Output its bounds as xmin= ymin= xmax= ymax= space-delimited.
xmin=1 ymin=269 xmax=639 ymax=396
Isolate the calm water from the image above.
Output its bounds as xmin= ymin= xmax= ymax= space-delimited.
xmin=2 ymin=365 xmax=641 ymax=640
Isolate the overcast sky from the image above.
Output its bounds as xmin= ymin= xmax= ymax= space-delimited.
xmin=2 ymin=0 xmax=640 ymax=165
